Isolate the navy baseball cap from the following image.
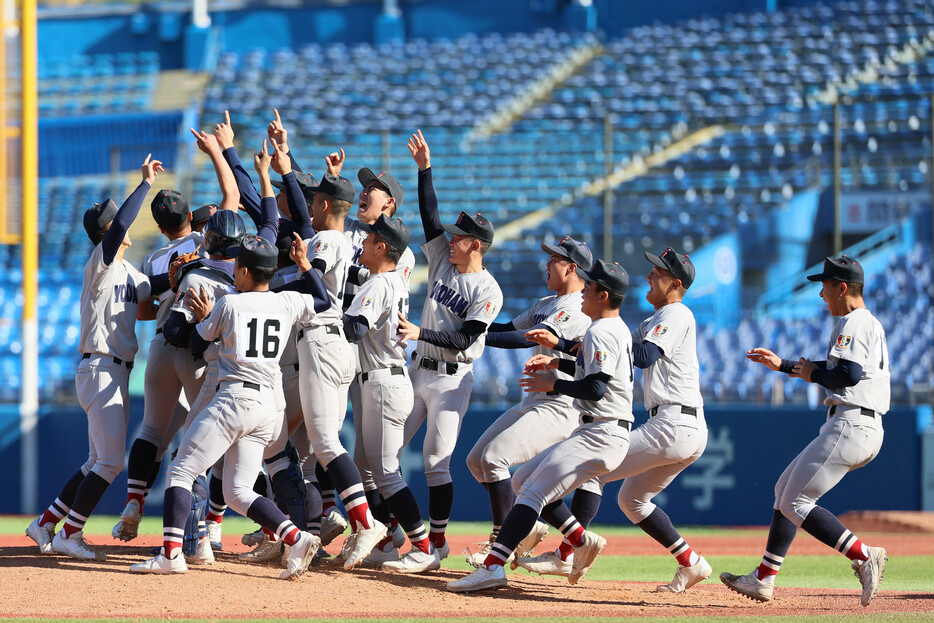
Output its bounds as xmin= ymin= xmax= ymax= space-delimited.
xmin=576 ymin=259 xmax=629 ymax=297
xmin=227 ymin=234 xmax=278 ymax=270
xmin=83 ymin=198 xmax=118 ymax=238
xmin=443 ymin=211 xmax=495 ymax=243
xmin=309 ymin=173 xmax=355 ymax=204
xmin=272 ymin=171 xmax=319 ymax=199
xmin=358 ymin=214 xmax=410 ymax=252
xmin=150 ymin=189 xmax=190 ymax=229
xmin=541 ymin=236 xmax=593 ymax=268
xmin=191 ymin=203 xmax=217 ymax=225
xmin=358 ymin=168 xmax=405 ymax=206
xmin=644 ymin=247 xmax=696 ymax=288
xmin=807 ymin=255 xmax=864 ymax=284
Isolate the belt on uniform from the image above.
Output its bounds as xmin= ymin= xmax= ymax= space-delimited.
xmin=581 ymin=415 xmax=631 ymax=430
xmin=649 ymin=405 xmax=697 ymax=418
xmin=82 ymin=353 xmax=134 ymax=370
xmin=829 ymin=405 xmax=876 ymax=418
xmin=413 ymin=352 xmax=458 ymax=375
xmin=297 ymin=325 xmax=341 ymax=340
xmin=359 ymin=367 xmax=405 ymax=383
xmin=216 ymin=381 xmax=261 ymax=392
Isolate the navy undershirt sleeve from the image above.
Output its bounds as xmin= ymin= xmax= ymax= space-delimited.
xmin=810 ymin=359 xmax=862 ymax=389
xmin=417 ymin=168 xmax=444 ymax=242
xmin=283 ymin=171 xmax=315 ymax=239
xmin=101 ymin=180 xmax=150 ymax=266
xmin=554 ymin=337 xmax=580 ymax=355
xmin=489 ymin=321 xmax=515 ymax=332
xmin=163 ymin=310 xmax=194 ymax=347
xmin=486 ymin=322 xmax=548 ymax=349
xmin=189 ymin=329 xmax=211 ymax=358
xmin=632 ymin=341 xmax=664 ymax=368
xmin=222 ymin=147 xmax=262 ymax=226
xmin=556 ymin=358 xmax=577 ymax=376
xmin=257 ymin=196 xmax=280 ymax=245
xmin=342 ymin=314 xmax=370 ymax=343
xmin=149 ymin=273 xmax=171 ymax=297
xmin=553 ymin=372 xmax=610 ymax=401
xmin=419 ymin=319 xmax=487 ymax=352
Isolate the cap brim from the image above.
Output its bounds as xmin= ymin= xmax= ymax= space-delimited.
xmin=271 ymin=180 xmax=286 ymax=190
xmin=356 ymin=221 xmax=376 ymax=233
xmin=541 ymin=242 xmax=569 ymax=258
xmin=225 ymin=243 xmax=243 ymax=258
xmin=574 ymin=266 xmax=596 ymax=283
xmin=357 ymin=167 xmax=379 ymax=188
xmin=643 ymin=251 xmax=668 ymax=271
xmin=442 ymin=223 xmax=472 ymax=237
xmin=806 ymin=272 xmax=830 ymax=281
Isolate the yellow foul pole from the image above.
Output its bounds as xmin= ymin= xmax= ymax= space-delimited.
xmin=20 ymin=0 xmax=39 ymax=514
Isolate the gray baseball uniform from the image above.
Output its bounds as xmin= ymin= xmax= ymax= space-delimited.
xmin=166 ymin=290 xmax=318 ymax=517
xmin=403 ymin=234 xmax=504 ymax=487
xmin=602 ymin=301 xmax=708 ymax=523
xmin=347 ymin=271 xmax=413 ymax=498
xmin=78 ymin=242 xmax=151 ymax=483
xmin=295 ymin=229 xmax=355 ymax=467
xmin=774 ymin=308 xmax=888 ymax=526
xmin=466 ymin=292 xmax=590 ymax=485
xmin=511 ymin=315 xmax=634 ymax=512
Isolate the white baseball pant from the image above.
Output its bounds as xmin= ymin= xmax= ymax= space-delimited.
xmin=76 ymin=355 xmax=132 ymax=483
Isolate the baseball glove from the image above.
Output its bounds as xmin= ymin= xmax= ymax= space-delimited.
xmin=169 ymin=252 xmax=201 ymax=292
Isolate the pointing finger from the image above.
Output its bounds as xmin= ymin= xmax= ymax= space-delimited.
xmin=274 ymin=108 xmax=281 ymax=124
xmin=224 ymin=110 xmax=231 ymax=126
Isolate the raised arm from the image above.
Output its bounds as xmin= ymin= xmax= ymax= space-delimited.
xmin=215 ymin=110 xmax=262 ymax=226
xmin=191 ymin=127 xmax=240 ymax=213
xmin=252 ymin=139 xmax=281 ymax=245
xmin=267 ymin=108 xmax=304 ymax=174
xmin=407 ymin=129 xmax=443 ymax=242
xmin=102 ymin=154 xmax=162 ymax=265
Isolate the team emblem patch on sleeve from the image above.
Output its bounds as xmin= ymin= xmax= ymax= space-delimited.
xmin=360 ymin=297 xmax=373 ymax=309
xmin=484 ymin=302 xmax=498 ymax=316
xmin=403 ymin=266 xmax=412 ymax=281
xmin=555 ymin=311 xmax=571 ymax=323
xmin=315 ymin=242 xmax=329 ymax=253
xmin=595 ymin=350 xmax=607 ymax=364
xmin=836 ymin=335 xmax=852 ymax=349
xmin=652 ymin=324 xmax=668 ymax=336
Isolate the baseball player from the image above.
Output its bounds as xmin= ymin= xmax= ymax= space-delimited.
xmin=26 ymin=155 xmax=167 ymax=560
xmin=397 ymin=130 xmax=504 ymax=560
xmin=190 ymin=203 xmax=216 ymax=233
xmin=518 ymin=248 xmax=710 ymax=593
xmin=281 ymin=163 xmax=390 ymax=569
xmin=447 ymin=259 xmax=633 ymax=592
xmin=129 ymin=234 xmax=329 ymax=577
xmin=114 ymin=128 xmax=241 ymax=542
xmin=341 ymin=214 xmax=442 ymax=573
xmin=721 ymin=255 xmax=888 ymax=607
xmin=463 ymin=236 xmax=593 ymax=564
xmin=324 ymin=148 xmax=416 ymax=554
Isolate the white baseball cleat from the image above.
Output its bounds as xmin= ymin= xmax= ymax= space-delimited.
xmin=515 ymin=550 xmax=572 ymax=577
xmin=390 ymin=523 xmax=407 ymax=549
xmin=383 ymin=547 xmax=442 ymax=574
xmin=333 ymin=533 xmax=356 ymax=566
xmin=464 ymin=537 xmax=512 ymax=568
xmin=363 ymin=543 xmax=400 ymax=566
xmin=720 ymin=570 xmax=774 ymax=602
xmin=436 ymin=539 xmax=450 ymax=561
xmin=238 ymin=534 xmax=283 ymax=562
xmin=281 ymin=532 xmax=320 ymax=580
xmin=52 ymin=529 xmax=106 ymax=561
xmin=241 ymin=528 xmax=264 ymax=547
xmin=25 ymin=518 xmax=55 ymax=555
xmin=446 ymin=564 xmax=508 ymax=593
xmin=130 ymin=548 xmax=188 ymax=574
xmin=513 ymin=521 xmax=549 ymax=565
xmin=206 ymin=520 xmax=223 ymax=551
xmin=568 ymin=530 xmax=605 ymax=585
xmin=320 ymin=508 xmax=348 ymax=547
xmin=344 ymin=520 xmax=388 ymax=570
xmin=657 ymin=556 xmax=712 ymax=593
xmin=186 ymin=536 xmax=215 ymax=565
xmin=111 ymin=499 xmax=142 ymax=542
xmin=853 ymin=546 xmax=887 ymax=607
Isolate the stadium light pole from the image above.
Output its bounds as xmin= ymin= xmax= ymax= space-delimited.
xmin=20 ymin=0 xmax=39 ymax=514
xmin=603 ymin=114 xmax=613 ymax=260
xmin=832 ymin=102 xmax=842 ymax=256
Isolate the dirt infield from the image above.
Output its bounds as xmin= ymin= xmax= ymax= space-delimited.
xmin=2 ymin=529 xmax=933 ymax=619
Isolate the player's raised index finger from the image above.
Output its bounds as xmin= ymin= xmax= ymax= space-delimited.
xmin=274 ymin=108 xmax=281 ymax=124
xmin=224 ymin=110 xmax=231 ymax=125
